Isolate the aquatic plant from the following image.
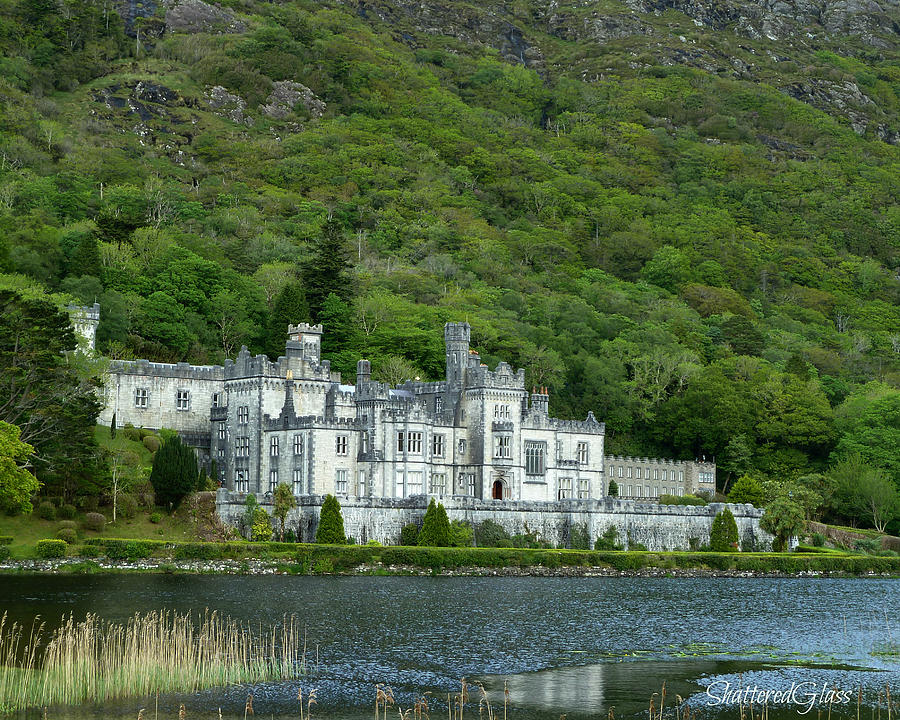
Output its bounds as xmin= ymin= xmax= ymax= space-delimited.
xmin=0 ymin=610 xmax=304 ymax=711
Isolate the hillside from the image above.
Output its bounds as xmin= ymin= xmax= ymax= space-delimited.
xmin=0 ymin=0 xmax=899 ymax=510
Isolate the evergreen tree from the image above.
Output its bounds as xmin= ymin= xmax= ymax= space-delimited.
xmin=264 ymin=280 xmax=308 ymax=359
xmin=69 ymin=236 xmax=101 ymax=278
xmin=148 ymin=434 xmax=197 ymax=508
xmin=728 ymin=474 xmax=765 ymax=506
xmin=316 ymin=494 xmax=346 ymax=544
xmin=418 ymin=498 xmax=450 ymax=546
xmin=273 ymin=482 xmax=296 ymax=541
xmin=607 ymin=479 xmax=619 ymax=497
xmin=302 ymin=218 xmax=351 ymax=319
xmin=709 ymin=508 xmax=740 ymax=551
xmin=110 ymin=413 xmax=116 ymax=439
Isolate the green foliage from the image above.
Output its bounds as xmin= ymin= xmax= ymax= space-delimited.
xmin=761 ymin=497 xmax=806 ymax=551
xmin=251 ymin=507 xmax=272 ymax=542
xmin=315 ymin=494 xmax=346 ymax=544
xmin=658 ymin=494 xmax=707 ymax=506
xmin=0 ymin=421 xmax=41 ymax=515
xmin=149 ymin=512 xmax=162 ymax=524
xmin=58 ymin=503 xmax=76 ymax=519
xmin=149 ymin=435 xmax=197 ymax=508
xmin=83 ymin=512 xmax=105 ymax=532
xmin=273 ymin=483 xmax=296 ymax=541
xmin=709 ymin=508 xmax=740 ymax=552
xmin=399 ymin=522 xmax=419 ymax=546
xmin=36 ymin=538 xmax=67 ymax=558
xmin=828 ymin=453 xmax=900 ymax=531
xmin=0 ymin=536 xmax=13 ymax=545
xmin=812 ymin=532 xmax=826 ymax=547
xmin=594 ymin=525 xmax=623 ymax=550
xmin=37 ymin=500 xmax=56 ymax=520
xmin=56 ymin=528 xmax=77 ymax=544
xmin=728 ymin=475 xmax=765 ymax=507
xmin=474 ymin=519 xmax=512 ymax=548
xmin=418 ymin=498 xmax=450 ymax=547
xmin=607 ymin=479 xmax=618 ymax=497
xmin=569 ymin=522 xmax=591 ymax=550
xmin=449 ymin=519 xmax=473 ymax=547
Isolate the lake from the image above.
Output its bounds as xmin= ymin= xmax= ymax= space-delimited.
xmin=1 ymin=575 xmax=897 ymax=720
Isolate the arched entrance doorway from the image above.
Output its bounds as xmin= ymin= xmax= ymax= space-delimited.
xmin=492 ymin=480 xmax=503 ymax=500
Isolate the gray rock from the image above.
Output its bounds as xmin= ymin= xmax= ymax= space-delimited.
xmin=206 ymin=85 xmax=251 ymax=125
xmin=260 ymin=81 xmax=326 ymax=120
xmin=165 ymin=0 xmax=245 ymax=34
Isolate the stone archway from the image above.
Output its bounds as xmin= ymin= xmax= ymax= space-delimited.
xmin=492 ymin=479 xmax=503 ymax=500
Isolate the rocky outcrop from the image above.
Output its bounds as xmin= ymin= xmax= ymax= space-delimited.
xmin=205 ymin=85 xmax=251 ymax=125
xmin=260 ymin=81 xmax=326 ymax=120
xmin=165 ymin=0 xmax=246 ymax=34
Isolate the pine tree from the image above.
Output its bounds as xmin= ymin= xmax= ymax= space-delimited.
xmin=264 ymin=281 xmax=308 ymax=359
xmin=302 ymin=218 xmax=351 ymax=319
xmin=316 ymin=494 xmax=346 ymax=544
xmin=148 ymin=434 xmax=197 ymax=508
xmin=607 ymin=479 xmax=619 ymax=497
xmin=418 ymin=498 xmax=450 ymax=546
xmin=110 ymin=413 xmax=117 ymax=440
xmin=709 ymin=508 xmax=740 ymax=552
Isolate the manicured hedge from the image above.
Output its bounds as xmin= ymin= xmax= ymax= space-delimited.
xmin=36 ymin=539 xmax=67 ymax=558
xmin=68 ymin=539 xmax=900 ymax=575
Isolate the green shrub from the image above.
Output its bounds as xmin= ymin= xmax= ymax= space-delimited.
xmin=37 ymin=501 xmax=56 ymax=520
xmin=117 ymin=493 xmax=139 ymax=519
xmin=0 ymin=546 xmax=10 ymax=561
xmin=449 ymin=520 xmax=473 ymax=547
xmin=139 ymin=428 xmax=156 ymax=439
xmin=56 ymin=528 xmax=77 ymax=544
xmin=315 ymin=495 xmax=346 ymax=544
xmin=251 ymin=508 xmax=272 ymax=542
xmin=659 ymin=494 xmax=708 ymax=506
xmin=149 ymin=435 xmax=197 ymax=507
xmin=122 ymin=426 xmax=142 ymax=441
xmin=36 ymin=539 xmax=67 ymax=558
xmin=77 ymin=495 xmax=99 ymax=512
xmin=728 ymin=475 xmax=765 ymax=506
xmin=569 ymin=523 xmax=591 ymax=550
xmin=78 ymin=544 xmax=100 ymax=557
xmin=399 ymin=522 xmax=419 ymax=546
xmin=855 ymin=538 xmax=881 ymax=554
xmin=0 ymin=536 xmax=13 ymax=545
xmin=812 ymin=532 xmax=826 ymax=547
xmin=710 ymin=508 xmax=740 ymax=552
xmin=134 ymin=480 xmax=155 ymax=511
xmin=594 ymin=526 xmax=622 ymax=550
xmin=149 ymin=511 xmax=162 ymax=523
xmin=475 ymin=519 xmax=512 ymax=547
xmin=418 ymin=499 xmax=450 ymax=547
xmin=58 ymin=503 xmax=77 ymax=520
xmin=57 ymin=520 xmax=77 ymax=531
xmin=83 ymin=512 xmax=106 ymax=532
xmin=142 ymin=435 xmax=161 ymax=453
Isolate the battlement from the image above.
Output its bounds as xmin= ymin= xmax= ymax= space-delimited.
xmin=109 ymin=359 xmax=226 ymax=381
xmin=287 ymin=323 xmax=323 ymax=338
xmin=550 ymin=416 xmax=605 ymax=434
xmin=464 ymin=363 xmax=526 ymax=390
xmin=604 ymin=455 xmax=716 ymax=469
xmin=263 ymin=413 xmax=362 ymax=431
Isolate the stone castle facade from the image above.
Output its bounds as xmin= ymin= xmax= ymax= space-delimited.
xmin=97 ymin=320 xmax=716 ymax=503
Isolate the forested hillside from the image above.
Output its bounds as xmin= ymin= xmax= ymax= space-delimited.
xmin=0 ymin=0 xmax=898 ymax=525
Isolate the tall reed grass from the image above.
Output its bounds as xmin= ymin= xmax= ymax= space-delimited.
xmin=0 ymin=610 xmax=304 ymax=712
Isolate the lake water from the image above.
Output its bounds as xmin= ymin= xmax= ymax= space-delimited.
xmin=1 ymin=575 xmax=897 ymax=720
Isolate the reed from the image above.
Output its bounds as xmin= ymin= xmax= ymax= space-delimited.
xmin=0 ymin=610 xmax=304 ymax=712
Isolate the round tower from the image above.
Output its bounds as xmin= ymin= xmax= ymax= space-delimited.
xmin=444 ymin=322 xmax=470 ymax=384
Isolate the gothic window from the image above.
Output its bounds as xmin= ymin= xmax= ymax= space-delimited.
xmin=238 ymin=405 xmax=249 ymax=424
xmin=236 ymin=472 xmax=249 ymax=494
xmin=407 ymin=432 xmax=422 ymax=453
xmin=134 ymin=388 xmax=148 ymax=408
xmin=430 ymin=472 xmax=446 ymax=496
xmin=577 ymin=478 xmax=589 ymax=499
xmin=558 ymin=477 xmax=573 ymax=500
xmin=577 ymin=442 xmax=589 ymax=464
xmin=494 ymin=435 xmax=511 ymax=459
xmin=432 ymin=434 xmax=444 ymax=457
xmin=292 ymin=469 xmax=303 ymax=495
xmin=407 ymin=471 xmax=423 ymax=495
xmin=269 ymin=469 xmax=278 ymax=492
xmin=218 ymin=425 xmax=226 ymax=441
xmin=467 ymin=474 xmax=476 ymax=496
xmin=293 ymin=435 xmax=303 ymax=456
xmin=335 ymin=469 xmax=348 ymax=494
xmin=235 ymin=437 xmax=250 ymax=457
xmin=357 ymin=470 xmax=366 ymax=497
xmin=270 ymin=436 xmax=279 ymax=457
xmin=524 ymin=441 xmax=546 ymax=476
xmin=397 ymin=432 xmax=405 ymax=453
xmin=435 ymin=397 xmax=443 ymax=413
xmin=335 ymin=435 xmax=348 ymax=456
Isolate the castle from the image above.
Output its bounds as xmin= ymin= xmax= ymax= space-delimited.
xmin=96 ymin=320 xmax=716 ymax=503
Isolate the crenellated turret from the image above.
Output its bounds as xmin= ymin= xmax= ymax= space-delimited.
xmin=444 ymin=322 xmax=470 ymax=385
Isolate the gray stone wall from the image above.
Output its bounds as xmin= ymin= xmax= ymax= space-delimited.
xmin=216 ymin=490 xmax=771 ymax=551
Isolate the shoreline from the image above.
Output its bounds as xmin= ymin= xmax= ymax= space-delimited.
xmin=2 ymin=557 xmax=898 ymax=578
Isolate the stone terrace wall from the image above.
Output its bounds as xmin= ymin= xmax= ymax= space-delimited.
xmin=216 ymin=491 xmax=772 ymax=551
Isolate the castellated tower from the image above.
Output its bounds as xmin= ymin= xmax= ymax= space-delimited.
xmin=444 ymin=322 xmax=470 ymax=385
xmin=67 ymin=303 xmax=100 ymax=352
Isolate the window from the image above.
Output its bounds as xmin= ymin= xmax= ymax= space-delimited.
xmin=212 ymin=393 xmax=221 ymax=408
xmin=430 ymin=472 xmax=446 ymax=496
xmin=494 ymin=435 xmax=511 ymax=459
xmin=235 ymin=437 xmax=250 ymax=457
xmin=395 ymin=471 xmax=405 ymax=497
xmin=558 ymin=477 xmax=572 ymax=500
xmin=654 ymin=469 xmax=659 ymax=480
xmin=636 ymin=468 xmax=642 ymax=479
xmin=467 ymin=474 xmax=476 ymax=496
xmin=397 ymin=431 xmax=405 ymax=452
xmin=699 ymin=472 xmax=714 ymax=484
xmin=662 ymin=469 xmax=668 ymax=482
xmin=218 ymin=425 xmax=226 ymax=441
xmin=335 ymin=469 xmax=348 ymax=494
xmin=627 ymin=485 xmax=633 ymax=497
xmin=134 ymin=388 xmax=148 ymax=408
xmin=407 ymin=471 xmax=423 ymax=495
xmin=293 ymin=434 xmax=303 ymax=456
xmin=269 ymin=469 xmax=278 ymax=492
xmin=618 ymin=466 xmax=623 ymax=478
xmin=407 ymin=432 xmax=422 ymax=453
xmin=679 ymin=470 xmax=684 ymax=482
xmin=645 ymin=485 xmax=651 ymax=497
xmin=270 ymin=436 xmax=279 ymax=457
xmin=435 ymin=397 xmax=443 ymax=413
xmin=577 ymin=442 xmax=589 ymax=464
xmin=493 ymin=404 xmax=510 ymax=420
xmin=432 ymin=434 xmax=444 ymax=457
xmin=336 ymin=435 xmax=348 ymax=456
xmin=360 ymin=432 xmax=369 ymax=454
xmin=627 ymin=466 xmax=633 ymax=478
xmin=525 ymin=441 xmax=546 ymax=476
xmin=235 ymin=472 xmax=249 ymax=494
xmin=357 ymin=470 xmax=366 ymax=497
xmin=654 ymin=486 xmax=659 ymax=497
xmin=608 ymin=466 xmax=615 ymax=478
xmin=577 ymin=478 xmax=589 ymax=499
xmin=238 ymin=405 xmax=249 ymax=424
xmin=458 ymin=439 xmax=466 ymax=455
xmin=292 ymin=469 xmax=303 ymax=495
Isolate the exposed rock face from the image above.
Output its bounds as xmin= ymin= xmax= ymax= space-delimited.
xmin=545 ymin=11 xmax=654 ymax=43
xmin=205 ymin=86 xmax=251 ymax=125
xmin=165 ymin=0 xmax=246 ymax=34
xmin=260 ymin=81 xmax=326 ymax=120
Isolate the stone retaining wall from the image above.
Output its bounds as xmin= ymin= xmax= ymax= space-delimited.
xmin=216 ymin=491 xmax=772 ymax=551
